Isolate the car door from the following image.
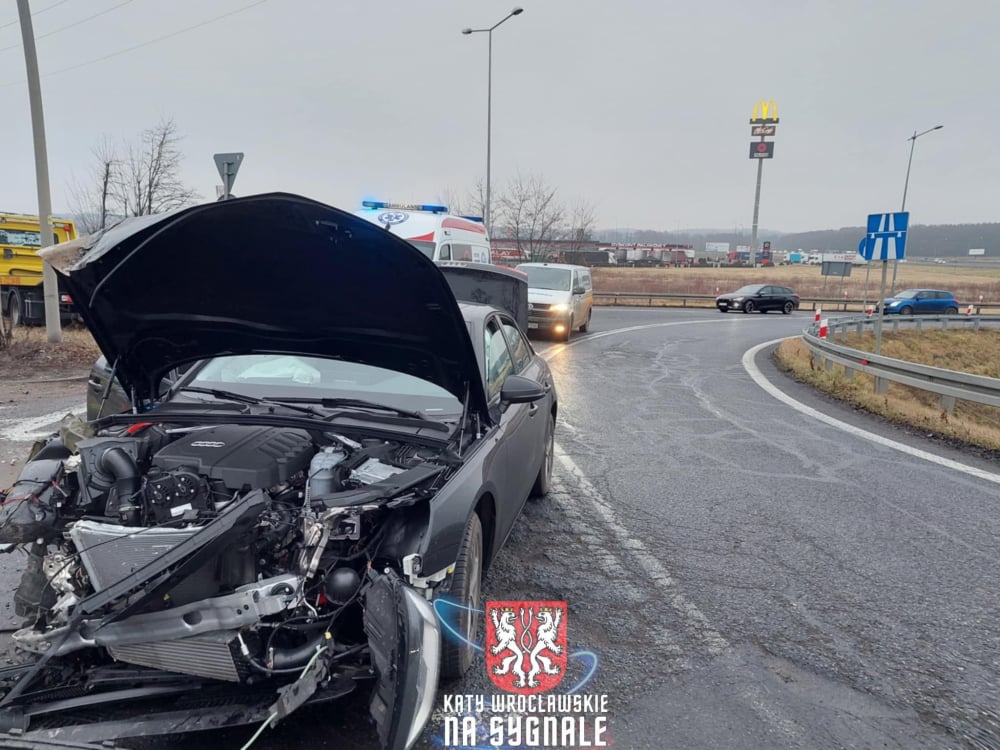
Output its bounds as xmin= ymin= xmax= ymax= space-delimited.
xmin=86 ymin=355 xmax=132 ymax=420
xmin=499 ymin=315 xmax=550 ymax=496
xmin=570 ymin=269 xmax=586 ymax=323
xmin=913 ymin=291 xmax=931 ymax=313
xmin=578 ymin=268 xmax=594 ymax=320
xmin=756 ymin=285 xmax=773 ymax=311
xmin=484 ymin=315 xmax=535 ymax=524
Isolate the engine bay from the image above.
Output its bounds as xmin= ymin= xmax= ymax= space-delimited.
xmin=0 ymin=420 xmax=459 ymax=688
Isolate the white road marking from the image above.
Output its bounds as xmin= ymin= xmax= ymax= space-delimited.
xmin=535 ymin=316 xmax=776 ymax=358
xmin=743 ymin=338 xmax=1000 ymax=487
xmin=0 ymin=403 xmax=86 ymax=442
xmin=553 ymin=444 xmax=729 ymax=656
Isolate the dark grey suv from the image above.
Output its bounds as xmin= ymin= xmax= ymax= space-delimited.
xmin=716 ymin=284 xmax=800 ymax=314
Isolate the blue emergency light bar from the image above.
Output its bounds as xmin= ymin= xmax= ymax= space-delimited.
xmin=361 ymin=200 xmax=448 ymax=213
xmin=459 ymin=215 xmax=484 ymax=223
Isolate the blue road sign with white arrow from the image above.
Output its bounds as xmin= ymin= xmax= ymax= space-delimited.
xmin=860 ymin=212 xmax=909 ymax=261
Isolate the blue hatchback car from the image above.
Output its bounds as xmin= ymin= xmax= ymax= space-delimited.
xmin=880 ymin=288 xmax=960 ymax=315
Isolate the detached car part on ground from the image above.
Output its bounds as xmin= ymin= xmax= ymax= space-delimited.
xmin=0 ymin=195 xmax=557 ymax=749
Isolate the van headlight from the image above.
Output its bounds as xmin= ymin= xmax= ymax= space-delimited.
xmin=550 ymin=303 xmax=570 ymax=313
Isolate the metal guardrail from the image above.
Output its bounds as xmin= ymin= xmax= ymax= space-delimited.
xmin=800 ymin=313 xmax=1000 ymax=412
xmin=593 ymin=292 xmax=1000 ymax=314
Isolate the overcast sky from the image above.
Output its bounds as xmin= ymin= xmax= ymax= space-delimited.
xmin=0 ymin=0 xmax=994 ymax=233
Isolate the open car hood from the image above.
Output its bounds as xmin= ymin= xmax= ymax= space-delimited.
xmin=41 ymin=193 xmax=489 ymax=419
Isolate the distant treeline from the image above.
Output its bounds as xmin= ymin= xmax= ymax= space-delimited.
xmin=594 ymin=223 xmax=1000 ymax=257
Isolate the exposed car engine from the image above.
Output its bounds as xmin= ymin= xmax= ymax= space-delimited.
xmin=0 ymin=420 xmax=456 ymax=695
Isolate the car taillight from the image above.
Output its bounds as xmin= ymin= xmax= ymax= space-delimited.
xmin=60 ymin=294 xmax=72 ymax=303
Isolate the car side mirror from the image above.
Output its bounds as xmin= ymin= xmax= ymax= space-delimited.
xmin=572 ymin=286 xmax=586 ymax=295
xmin=500 ymin=374 xmax=546 ymax=404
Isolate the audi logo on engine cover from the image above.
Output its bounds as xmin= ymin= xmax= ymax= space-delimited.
xmin=190 ymin=441 xmax=226 ymax=448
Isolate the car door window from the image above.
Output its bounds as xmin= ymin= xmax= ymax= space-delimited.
xmin=484 ymin=318 xmax=514 ymax=400
xmin=501 ymin=318 xmax=532 ymax=373
xmin=438 ymin=244 xmax=451 ymax=260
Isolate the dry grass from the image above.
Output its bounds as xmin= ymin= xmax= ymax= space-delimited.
xmin=774 ymin=330 xmax=1000 ymax=451
xmin=0 ymin=325 xmax=101 ymax=380
xmin=592 ymin=265 xmax=1000 ymax=303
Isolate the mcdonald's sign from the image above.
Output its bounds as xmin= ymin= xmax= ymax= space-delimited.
xmin=750 ymin=99 xmax=779 ymax=124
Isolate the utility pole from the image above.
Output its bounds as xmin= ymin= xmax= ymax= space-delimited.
xmin=17 ymin=0 xmax=60 ymax=342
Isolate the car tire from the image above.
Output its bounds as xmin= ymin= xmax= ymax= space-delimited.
xmin=742 ymin=300 xmax=755 ymax=314
xmin=560 ymin=317 xmax=573 ymax=342
xmin=439 ymin=512 xmax=483 ymax=680
xmin=718 ymin=308 xmax=728 ymax=313
xmin=579 ymin=309 xmax=592 ymax=332
xmin=782 ymin=301 xmax=794 ymax=314
xmin=899 ymin=306 xmax=913 ymax=315
xmin=945 ymin=306 xmax=958 ymax=315
xmin=5 ymin=290 xmax=22 ymax=328
xmin=530 ymin=412 xmax=555 ymax=498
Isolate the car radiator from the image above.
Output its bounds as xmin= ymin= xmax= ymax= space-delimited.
xmin=108 ymin=630 xmax=247 ymax=683
xmin=69 ymin=520 xmax=200 ymax=591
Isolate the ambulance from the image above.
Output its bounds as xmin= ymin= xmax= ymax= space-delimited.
xmin=354 ymin=200 xmax=492 ymax=264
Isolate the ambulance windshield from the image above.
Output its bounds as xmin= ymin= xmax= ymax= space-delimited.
xmin=407 ymin=240 xmax=436 ymax=259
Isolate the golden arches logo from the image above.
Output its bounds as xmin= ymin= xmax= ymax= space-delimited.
xmin=750 ymin=99 xmax=779 ymax=124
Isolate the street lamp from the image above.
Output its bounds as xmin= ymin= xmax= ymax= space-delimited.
xmin=874 ymin=123 xmax=944 ymax=360
xmin=461 ymin=7 xmax=523 ymax=234
xmin=891 ymin=124 xmax=943 ymax=294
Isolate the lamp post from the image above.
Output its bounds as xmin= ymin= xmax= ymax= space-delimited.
xmin=890 ymin=124 xmax=943 ymax=294
xmin=462 ymin=7 xmax=523 ymax=234
xmin=874 ymin=124 xmax=943 ymax=361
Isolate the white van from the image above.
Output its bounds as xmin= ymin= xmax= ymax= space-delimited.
xmin=354 ymin=201 xmax=492 ymax=264
xmin=516 ymin=262 xmax=594 ymax=341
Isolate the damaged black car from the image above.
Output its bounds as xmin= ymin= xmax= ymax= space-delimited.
xmin=0 ymin=194 xmax=557 ymax=749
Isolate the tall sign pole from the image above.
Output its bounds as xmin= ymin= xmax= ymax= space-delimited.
xmin=748 ymin=99 xmax=778 ymax=268
xmin=17 ymin=0 xmax=60 ymax=343
xmin=859 ymin=212 xmax=909 ymax=363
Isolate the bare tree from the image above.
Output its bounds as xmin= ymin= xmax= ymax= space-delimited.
xmin=562 ymin=197 xmax=598 ymax=252
xmin=68 ymin=137 xmax=120 ymax=234
xmin=117 ymin=118 xmax=200 ymax=216
xmin=465 ymin=178 xmax=487 ymax=221
xmin=69 ymin=120 xmax=200 ymax=231
xmin=437 ymin=178 xmax=487 ymax=219
xmin=493 ymin=173 xmax=564 ymax=262
xmin=436 ymin=187 xmax=470 ymax=216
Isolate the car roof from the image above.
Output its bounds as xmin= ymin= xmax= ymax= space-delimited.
xmin=517 ymin=262 xmax=589 ymax=271
xmin=458 ymin=301 xmax=504 ymax=322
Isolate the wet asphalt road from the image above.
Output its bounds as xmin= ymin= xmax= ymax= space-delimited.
xmin=0 ymin=307 xmax=998 ymax=749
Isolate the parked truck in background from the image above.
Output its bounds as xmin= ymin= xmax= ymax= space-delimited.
xmin=806 ymin=251 xmax=864 ymax=266
xmin=561 ymin=249 xmax=617 ymax=266
xmin=0 ymin=213 xmax=78 ymax=326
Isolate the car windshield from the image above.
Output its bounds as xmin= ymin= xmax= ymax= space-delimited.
xmin=733 ymin=285 xmax=765 ymax=295
xmin=407 ymin=240 xmax=436 ymax=259
xmin=894 ymin=290 xmax=920 ymax=299
xmin=521 ymin=266 xmax=572 ymax=291
xmin=187 ymin=354 xmax=462 ymax=417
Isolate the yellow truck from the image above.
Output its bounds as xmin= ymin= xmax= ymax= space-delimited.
xmin=0 ymin=213 xmax=78 ymax=326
